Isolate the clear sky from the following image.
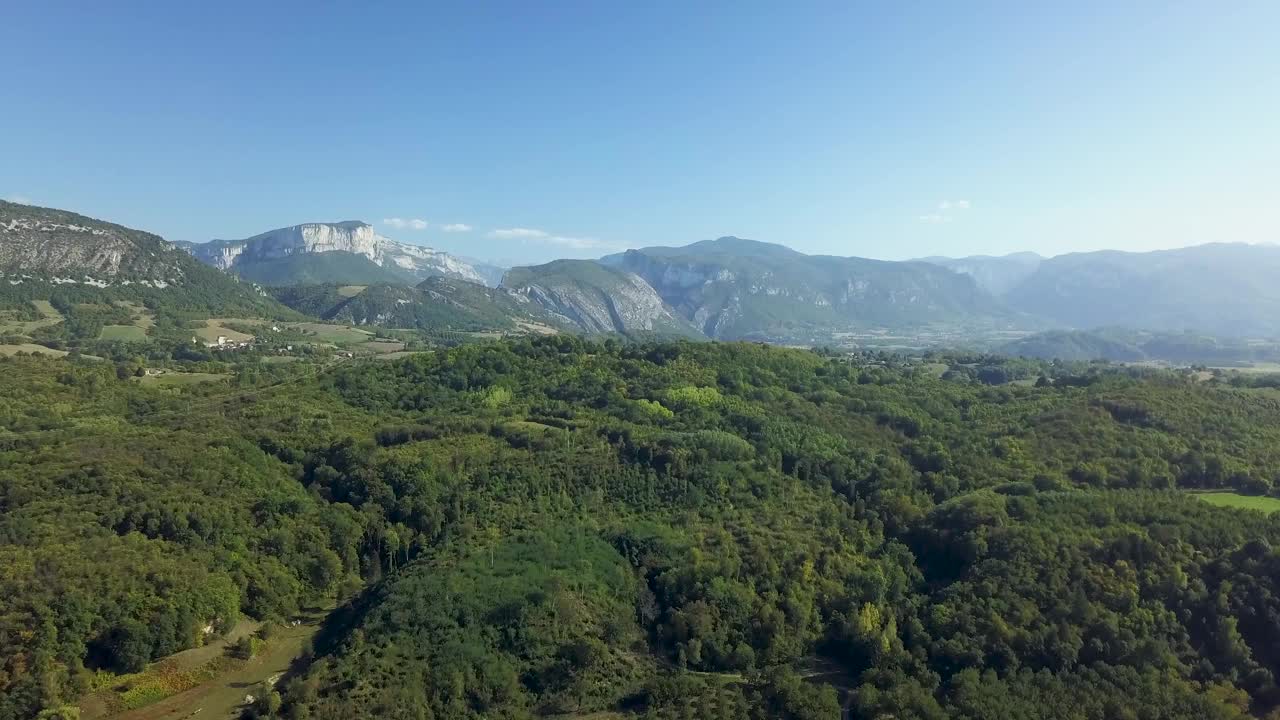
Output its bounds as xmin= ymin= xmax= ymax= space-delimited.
xmin=3 ymin=1 xmax=1277 ymax=265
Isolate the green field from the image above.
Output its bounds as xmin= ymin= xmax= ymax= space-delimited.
xmin=137 ymin=372 xmax=231 ymax=386
xmin=374 ymin=350 xmax=428 ymax=361
xmin=360 ymin=340 xmax=405 ymax=354
xmin=194 ymin=319 xmax=255 ymax=343
xmin=0 ymin=300 xmax=65 ymax=335
xmin=291 ymin=322 xmax=374 ymax=344
xmin=0 ymin=343 xmax=68 ymax=357
xmin=99 ymin=325 xmax=149 ymax=341
xmin=114 ymin=301 xmax=156 ymax=329
xmin=1192 ymin=491 xmax=1280 ymax=513
xmin=337 ymin=285 xmax=367 ymax=298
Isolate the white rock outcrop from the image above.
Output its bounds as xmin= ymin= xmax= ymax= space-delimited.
xmin=189 ymin=221 xmax=489 ymax=285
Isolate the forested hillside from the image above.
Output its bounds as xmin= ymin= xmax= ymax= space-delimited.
xmin=0 ymin=200 xmax=289 ymax=320
xmin=4 ymin=341 xmax=1280 ymax=719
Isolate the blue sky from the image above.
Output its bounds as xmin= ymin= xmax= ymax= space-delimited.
xmin=3 ymin=1 xmax=1277 ymax=265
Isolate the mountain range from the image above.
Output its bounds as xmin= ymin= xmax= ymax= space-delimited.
xmin=930 ymin=244 xmax=1280 ymax=337
xmin=606 ymin=237 xmax=1014 ymax=340
xmin=181 ymin=221 xmax=496 ymax=287
xmin=6 ymin=199 xmax=1280 ymax=346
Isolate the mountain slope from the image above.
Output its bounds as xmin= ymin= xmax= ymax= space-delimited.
xmin=1003 ymin=243 xmax=1280 ymax=336
xmin=501 ymin=259 xmax=699 ymax=337
xmin=0 ymin=200 xmax=284 ymax=316
xmin=186 ymin=221 xmax=491 ymax=286
xmin=229 ymin=251 xmax=409 ymax=286
xmin=915 ymin=251 xmax=1043 ymax=296
xmin=606 ymin=236 xmax=1015 ymax=340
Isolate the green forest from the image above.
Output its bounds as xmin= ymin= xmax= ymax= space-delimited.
xmin=5 ymin=338 xmax=1280 ymax=719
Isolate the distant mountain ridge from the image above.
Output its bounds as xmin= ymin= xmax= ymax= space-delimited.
xmin=1001 ymin=243 xmax=1280 ymax=337
xmin=183 ymin=221 xmax=493 ymax=286
xmin=11 ymin=199 xmax=1280 ymax=343
xmin=915 ymin=252 xmax=1043 ymax=296
xmin=501 ymin=259 xmax=700 ymax=337
xmin=604 ymin=236 xmax=1016 ymax=340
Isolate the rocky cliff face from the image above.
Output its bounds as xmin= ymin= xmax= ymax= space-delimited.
xmin=0 ymin=200 xmax=188 ymax=285
xmin=501 ymin=260 xmax=697 ymax=336
xmin=187 ymin=221 xmax=491 ymax=286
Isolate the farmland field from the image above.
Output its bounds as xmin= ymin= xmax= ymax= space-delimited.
xmin=194 ymin=319 xmax=255 ymax=344
xmin=290 ymin=322 xmax=374 ymax=344
xmin=114 ymin=301 xmax=156 ymax=329
xmin=99 ymin=325 xmax=149 ymax=341
xmin=0 ymin=300 xmax=65 ymax=335
xmin=137 ymin=372 xmax=230 ymax=386
xmin=360 ymin=340 xmax=405 ymax=354
xmin=0 ymin=343 xmax=68 ymax=357
xmin=1191 ymin=491 xmax=1280 ymax=514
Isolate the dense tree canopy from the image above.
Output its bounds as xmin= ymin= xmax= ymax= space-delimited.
xmin=3 ymin=338 xmax=1280 ymax=719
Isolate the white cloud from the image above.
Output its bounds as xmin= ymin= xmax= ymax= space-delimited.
xmin=383 ymin=217 xmax=428 ymax=230
xmin=489 ymin=227 xmax=550 ymax=239
xmin=489 ymin=227 xmax=621 ymax=250
xmin=4 ymin=194 xmax=33 ymax=205
xmin=919 ymin=214 xmax=952 ymax=224
xmin=938 ymin=199 xmax=971 ymax=211
xmin=441 ymin=223 xmax=472 ymax=233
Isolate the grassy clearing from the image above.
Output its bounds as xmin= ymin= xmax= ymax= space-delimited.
xmin=0 ymin=343 xmax=68 ymax=357
xmin=291 ymin=322 xmax=374 ymax=344
xmin=337 ymin=285 xmax=367 ymax=297
xmin=114 ymin=301 xmax=156 ymax=329
xmin=32 ymin=300 xmax=61 ymax=319
xmin=100 ymin=325 xmax=149 ymax=342
xmin=921 ymin=362 xmax=949 ymax=378
xmin=231 ymin=319 xmax=373 ymax=345
xmin=375 ymin=350 xmax=429 ymax=361
xmin=0 ymin=300 xmax=65 ymax=335
xmin=1191 ymin=491 xmax=1280 ymax=514
xmin=80 ymin=620 xmax=259 ymax=718
xmin=194 ymin=319 xmax=255 ymax=344
xmin=87 ymin=608 xmax=331 ymax=720
xmin=137 ymin=372 xmax=231 ymax=387
xmin=361 ymin=340 xmax=405 ymax=354
xmin=516 ymin=320 xmax=560 ymax=335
